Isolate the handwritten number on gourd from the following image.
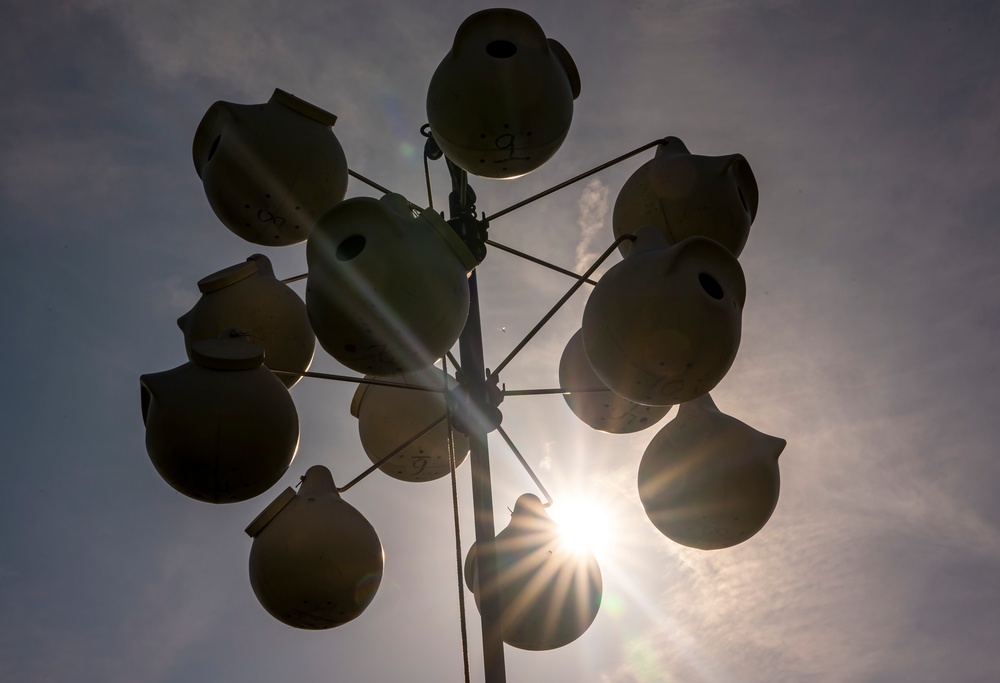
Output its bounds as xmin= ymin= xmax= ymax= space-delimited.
xmin=494 ymin=134 xmax=529 ymax=163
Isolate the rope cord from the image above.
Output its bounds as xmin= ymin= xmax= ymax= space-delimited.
xmin=443 ymin=355 xmax=472 ymax=683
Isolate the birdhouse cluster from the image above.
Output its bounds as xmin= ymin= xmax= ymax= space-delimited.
xmin=139 ymin=6 xmax=786 ymax=658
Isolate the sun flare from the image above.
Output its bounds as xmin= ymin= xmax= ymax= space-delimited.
xmin=547 ymin=496 xmax=615 ymax=560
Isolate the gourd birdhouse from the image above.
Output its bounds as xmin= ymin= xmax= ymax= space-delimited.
xmin=177 ymin=254 xmax=315 ymax=388
xmin=613 ymin=136 xmax=759 ymax=257
xmin=426 ymin=8 xmax=580 ymax=179
xmin=582 ymin=226 xmax=746 ymax=406
xmin=637 ymin=394 xmax=785 ymax=550
xmin=139 ymin=331 xmax=299 ymax=503
xmin=559 ymin=329 xmax=670 ymax=434
xmin=246 ymin=465 xmax=384 ymax=629
xmin=351 ymin=367 xmax=470 ymax=482
xmin=193 ymin=88 xmax=348 ymax=246
xmin=306 ymin=193 xmax=477 ymax=375
xmin=464 ymin=494 xmax=602 ymax=650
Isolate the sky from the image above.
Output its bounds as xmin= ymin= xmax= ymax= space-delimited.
xmin=2 ymin=1 xmax=999 ymax=682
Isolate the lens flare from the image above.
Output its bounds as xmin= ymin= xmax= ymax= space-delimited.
xmin=548 ymin=496 xmax=614 ymax=559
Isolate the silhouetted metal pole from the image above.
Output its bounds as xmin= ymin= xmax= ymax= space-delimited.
xmin=459 ymin=273 xmax=506 ymax=683
xmin=450 ymin=162 xmax=507 ymax=683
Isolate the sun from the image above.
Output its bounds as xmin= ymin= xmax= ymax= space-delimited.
xmin=547 ymin=495 xmax=616 ymax=560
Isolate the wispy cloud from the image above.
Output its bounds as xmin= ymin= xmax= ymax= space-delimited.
xmin=575 ymin=178 xmax=610 ymax=274
xmin=163 ymin=274 xmax=199 ymax=313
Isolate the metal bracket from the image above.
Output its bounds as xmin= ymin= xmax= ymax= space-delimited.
xmin=447 ymin=370 xmax=504 ymax=436
xmin=448 ymin=211 xmax=490 ymax=263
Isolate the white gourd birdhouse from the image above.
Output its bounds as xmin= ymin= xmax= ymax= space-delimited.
xmin=464 ymin=494 xmax=602 ymax=651
xmin=306 ymin=193 xmax=477 ymax=375
xmin=613 ymin=136 xmax=759 ymax=257
xmin=177 ymin=254 xmax=315 ymax=389
xmin=351 ymin=367 xmax=470 ymax=482
xmin=582 ymin=226 xmax=746 ymax=406
xmin=193 ymin=88 xmax=348 ymax=246
xmin=426 ymin=8 xmax=580 ymax=179
xmin=558 ymin=328 xmax=670 ymax=434
xmin=246 ymin=465 xmax=384 ymax=629
xmin=139 ymin=331 xmax=299 ymax=503
xmin=637 ymin=394 xmax=785 ymax=550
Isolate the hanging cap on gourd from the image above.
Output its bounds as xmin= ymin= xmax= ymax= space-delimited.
xmin=189 ymin=329 xmax=264 ymax=370
xmin=194 ymin=259 xmax=258 ymax=294
xmin=178 ymin=254 xmax=316 ymax=389
xmin=139 ymin=326 xmax=298 ymax=504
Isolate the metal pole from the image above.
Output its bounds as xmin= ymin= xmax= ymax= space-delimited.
xmin=444 ymin=157 xmax=506 ymax=682
xmin=459 ymin=271 xmax=507 ymax=683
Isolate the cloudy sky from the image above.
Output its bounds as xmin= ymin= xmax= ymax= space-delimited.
xmin=2 ymin=1 xmax=999 ymax=682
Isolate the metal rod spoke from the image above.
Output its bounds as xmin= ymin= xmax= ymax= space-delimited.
xmin=503 ymin=386 xmax=610 ymax=396
xmin=270 ymin=369 xmax=446 ymax=392
xmin=337 ymin=414 xmax=447 ymax=492
xmin=485 ymin=239 xmax=597 ymax=285
xmin=496 ymin=425 xmax=553 ymax=506
xmin=489 ymin=234 xmax=635 ymax=379
xmin=279 ymin=273 xmax=308 ymax=284
xmin=348 ymin=168 xmax=393 ymax=195
xmin=485 ymin=138 xmax=666 ymax=222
